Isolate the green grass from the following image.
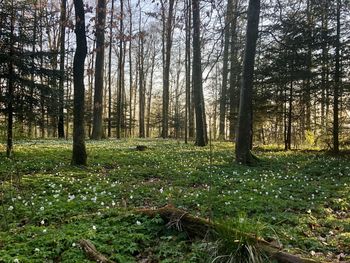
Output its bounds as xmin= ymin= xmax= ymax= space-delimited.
xmin=0 ymin=139 xmax=349 ymax=262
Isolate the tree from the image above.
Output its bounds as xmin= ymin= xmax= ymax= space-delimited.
xmin=161 ymin=0 xmax=175 ymax=139
xmin=91 ymin=0 xmax=107 ymax=140
xmin=333 ymin=0 xmax=341 ymax=154
xmin=192 ymin=0 xmax=207 ymax=146
xmin=107 ymin=0 xmax=115 ymax=137
xmin=71 ymin=0 xmax=87 ymax=166
xmin=58 ymin=0 xmax=67 ymax=139
xmin=116 ymin=0 xmax=124 ymax=139
xmin=218 ymin=0 xmax=232 ymax=140
xmin=235 ymin=0 xmax=260 ymax=164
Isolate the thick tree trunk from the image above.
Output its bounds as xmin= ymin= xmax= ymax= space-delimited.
xmin=192 ymin=0 xmax=207 ymax=146
xmin=58 ymin=0 xmax=66 ymax=138
xmin=71 ymin=0 xmax=87 ymax=166
xmin=91 ymin=0 xmax=106 ymax=140
xmin=235 ymin=0 xmax=260 ymax=164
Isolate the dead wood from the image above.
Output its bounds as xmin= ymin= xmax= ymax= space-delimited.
xmin=137 ymin=204 xmax=320 ymax=263
xmin=78 ymin=239 xmax=116 ymax=263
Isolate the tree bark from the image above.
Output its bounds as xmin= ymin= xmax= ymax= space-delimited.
xmin=161 ymin=0 xmax=175 ymax=139
xmin=229 ymin=0 xmax=239 ymax=141
xmin=333 ymin=0 xmax=340 ymax=154
xmin=235 ymin=0 xmax=260 ymax=164
xmin=6 ymin=1 xmax=15 ymax=158
xmin=116 ymin=0 xmax=124 ymax=139
xmin=192 ymin=0 xmax=207 ymax=146
xmin=218 ymin=0 xmax=232 ymax=140
xmin=91 ymin=0 xmax=107 ymax=140
xmin=107 ymin=0 xmax=114 ymax=137
xmin=71 ymin=0 xmax=87 ymax=166
xmin=58 ymin=0 xmax=66 ymax=139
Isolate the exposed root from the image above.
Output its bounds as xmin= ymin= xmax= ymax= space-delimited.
xmin=78 ymin=239 xmax=116 ymax=263
xmin=137 ymin=204 xmax=320 ymax=263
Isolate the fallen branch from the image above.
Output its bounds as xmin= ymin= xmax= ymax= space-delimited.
xmin=137 ymin=204 xmax=319 ymax=263
xmin=78 ymin=239 xmax=116 ymax=263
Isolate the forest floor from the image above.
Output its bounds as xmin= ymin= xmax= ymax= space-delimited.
xmin=0 ymin=139 xmax=349 ymax=263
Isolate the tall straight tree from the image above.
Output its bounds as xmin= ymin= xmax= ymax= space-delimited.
xmin=161 ymin=0 xmax=175 ymax=139
xmin=91 ymin=0 xmax=107 ymax=140
xmin=229 ymin=0 xmax=239 ymax=140
xmin=71 ymin=0 xmax=87 ymax=165
xmin=184 ymin=0 xmax=191 ymax=143
xmin=218 ymin=0 xmax=232 ymax=140
xmin=58 ymin=0 xmax=67 ymax=138
xmin=235 ymin=0 xmax=260 ymax=164
xmin=116 ymin=0 xmax=124 ymax=139
xmin=192 ymin=0 xmax=207 ymax=146
xmin=107 ymin=0 xmax=114 ymax=137
xmin=6 ymin=0 xmax=15 ymax=158
xmin=333 ymin=0 xmax=341 ymax=154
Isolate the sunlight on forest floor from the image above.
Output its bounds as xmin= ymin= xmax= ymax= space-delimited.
xmin=0 ymin=139 xmax=349 ymax=262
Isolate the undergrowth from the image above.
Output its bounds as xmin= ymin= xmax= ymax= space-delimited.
xmin=0 ymin=139 xmax=349 ymax=262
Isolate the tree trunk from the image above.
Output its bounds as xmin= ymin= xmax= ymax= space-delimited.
xmin=218 ymin=0 xmax=232 ymax=140
xmin=6 ymin=1 xmax=15 ymax=158
xmin=185 ymin=0 xmax=193 ymax=142
xmin=91 ymin=0 xmax=107 ymax=140
xmin=58 ymin=0 xmax=66 ymax=138
xmin=235 ymin=0 xmax=260 ymax=164
xmin=333 ymin=0 xmax=340 ymax=154
xmin=162 ymin=0 xmax=175 ymax=139
xmin=229 ymin=0 xmax=239 ymax=141
xmin=107 ymin=0 xmax=114 ymax=137
xmin=146 ymin=49 xmax=155 ymax=138
xmin=71 ymin=0 xmax=87 ymax=166
xmin=192 ymin=0 xmax=207 ymax=147
xmin=116 ymin=0 xmax=124 ymax=139
xmin=138 ymin=19 xmax=145 ymax=138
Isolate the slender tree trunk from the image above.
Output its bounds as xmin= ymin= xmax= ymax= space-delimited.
xmin=138 ymin=17 xmax=145 ymax=138
xmin=72 ymin=0 xmax=87 ymax=165
xmin=235 ymin=0 xmax=260 ymax=164
xmin=229 ymin=0 xmax=239 ymax=140
xmin=58 ymin=0 xmax=66 ymax=138
xmin=161 ymin=0 xmax=175 ymax=139
xmin=107 ymin=0 xmax=114 ymax=137
xmin=192 ymin=0 xmax=207 ymax=146
xmin=146 ymin=49 xmax=155 ymax=137
xmin=333 ymin=0 xmax=340 ymax=153
xmin=91 ymin=0 xmax=106 ymax=140
xmin=285 ymin=78 xmax=293 ymax=151
xmin=185 ymin=0 xmax=193 ymax=141
xmin=218 ymin=0 xmax=232 ymax=140
xmin=6 ymin=1 xmax=15 ymax=158
xmin=28 ymin=2 xmax=37 ymax=138
xmin=116 ymin=0 xmax=124 ymax=139
xmin=321 ymin=1 xmax=329 ymax=134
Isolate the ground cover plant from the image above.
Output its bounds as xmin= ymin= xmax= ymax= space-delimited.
xmin=0 ymin=139 xmax=349 ymax=262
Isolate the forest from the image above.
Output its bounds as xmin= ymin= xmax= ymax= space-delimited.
xmin=0 ymin=0 xmax=349 ymax=262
